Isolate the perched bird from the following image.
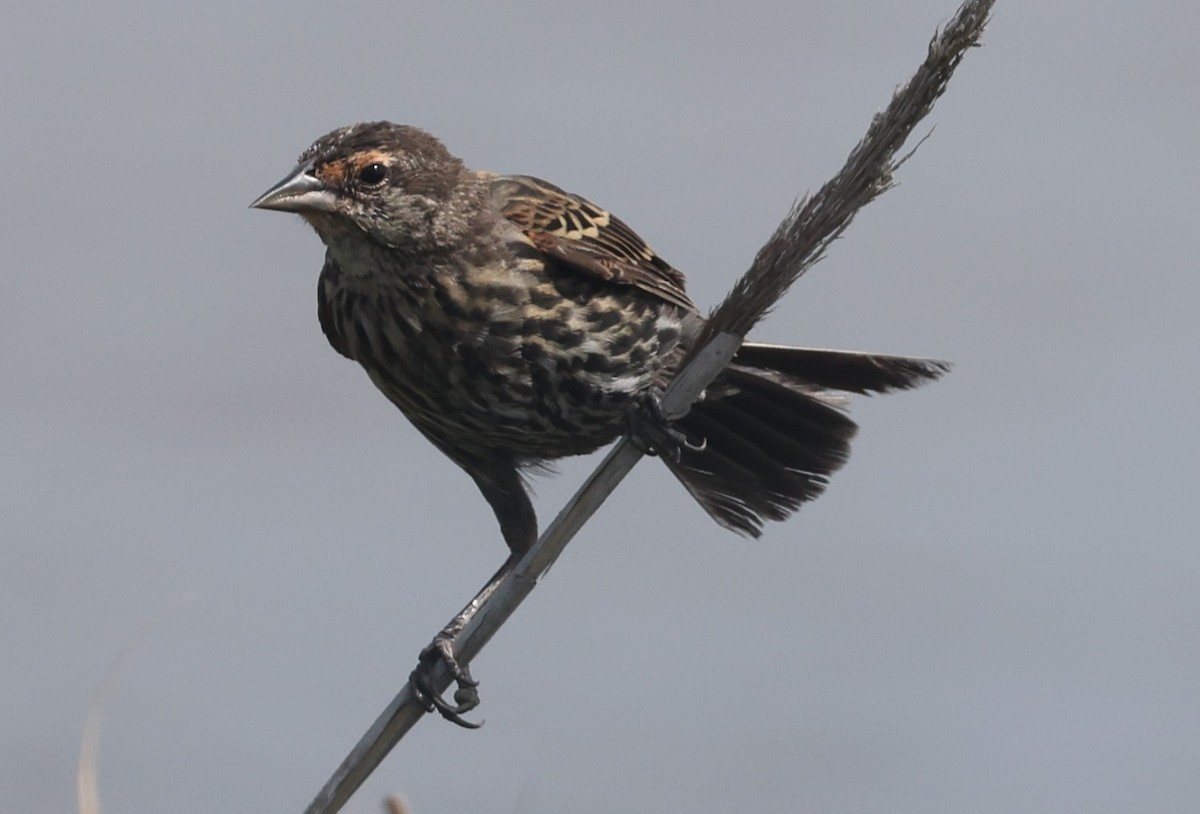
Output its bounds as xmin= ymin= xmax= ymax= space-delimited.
xmin=251 ymin=121 xmax=947 ymax=724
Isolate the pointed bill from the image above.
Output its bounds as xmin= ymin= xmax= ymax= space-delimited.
xmin=250 ymin=161 xmax=336 ymax=213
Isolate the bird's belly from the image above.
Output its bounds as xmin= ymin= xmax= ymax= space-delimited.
xmin=345 ymin=284 xmax=685 ymax=459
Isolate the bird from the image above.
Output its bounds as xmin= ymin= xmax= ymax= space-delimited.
xmin=251 ymin=121 xmax=948 ymax=725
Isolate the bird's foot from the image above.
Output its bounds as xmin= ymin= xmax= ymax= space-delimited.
xmin=410 ymin=633 xmax=483 ymax=729
xmin=627 ymin=389 xmax=706 ymax=462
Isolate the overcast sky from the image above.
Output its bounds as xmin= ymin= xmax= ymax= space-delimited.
xmin=5 ymin=2 xmax=1199 ymax=813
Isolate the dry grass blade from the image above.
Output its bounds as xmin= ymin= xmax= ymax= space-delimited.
xmin=694 ymin=0 xmax=995 ymax=352
xmin=77 ymin=595 xmax=199 ymax=814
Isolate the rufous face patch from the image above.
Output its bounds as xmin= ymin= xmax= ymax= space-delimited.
xmin=316 ymin=149 xmax=393 ymax=188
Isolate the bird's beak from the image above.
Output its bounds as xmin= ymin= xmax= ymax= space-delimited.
xmin=249 ymin=161 xmax=337 ymax=213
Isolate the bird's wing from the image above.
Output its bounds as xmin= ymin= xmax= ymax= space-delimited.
xmin=317 ymin=253 xmax=354 ymax=360
xmin=487 ymin=173 xmax=697 ymax=312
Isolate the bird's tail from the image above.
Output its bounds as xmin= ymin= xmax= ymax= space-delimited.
xmin=664 ymin=345 xmax=949 ymax=537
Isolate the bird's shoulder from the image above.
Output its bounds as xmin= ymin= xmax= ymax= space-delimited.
xmin=482 ymin=172 xmax=696 ymax=312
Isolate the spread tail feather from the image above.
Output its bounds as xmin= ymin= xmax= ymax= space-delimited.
xmin=665 ymin=345 xmax=947 ymax=536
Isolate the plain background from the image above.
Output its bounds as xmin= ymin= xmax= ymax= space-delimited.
xmin=5 ymin=2 xmax=1198 ymax=812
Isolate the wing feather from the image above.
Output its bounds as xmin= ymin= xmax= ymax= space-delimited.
xmin=487 ymin=173 xmax=696 ymax=311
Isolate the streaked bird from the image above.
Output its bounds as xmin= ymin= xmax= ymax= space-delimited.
xmin=252 ymin=121 xmax=948 ymax=724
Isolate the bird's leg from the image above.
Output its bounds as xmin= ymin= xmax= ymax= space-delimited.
xmin=409 ymin=554 xmax=517 ymax=729
xmin=627 ymin=386 xmax=707 ymax=461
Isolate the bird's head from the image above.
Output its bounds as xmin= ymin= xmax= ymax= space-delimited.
xmin=251 ymin=121 xmax=482 ymax=254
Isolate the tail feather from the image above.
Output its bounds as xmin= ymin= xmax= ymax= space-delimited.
xmin=718 ymin=369 xmax=858 ymax=458
xmin=734 ymin=343 xmax=950 ymax=394
xmin=667 ymin=367 xmax=858 ymax=537
xmin=696 ymin=396 xmax=848 ymax=483
xmin=664 ymin=345 xmax=946 ymax=537
xmin=681 ymin=411 xmax=805 ymax=520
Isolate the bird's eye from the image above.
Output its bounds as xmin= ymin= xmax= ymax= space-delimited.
xmin=358 ymin=163 xmax=388 ymax=186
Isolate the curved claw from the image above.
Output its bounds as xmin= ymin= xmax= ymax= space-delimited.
xmin=410 ymin=668 xmax=483 ymax=729
xmin=628 ymin=390 xmax=706 ymax=461
xmin=410 ymin=637 xmax=484 ymax=729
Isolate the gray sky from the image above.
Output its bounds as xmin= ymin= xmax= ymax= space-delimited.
xmin=5 ymin=2 xmax=1198 ymax=813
